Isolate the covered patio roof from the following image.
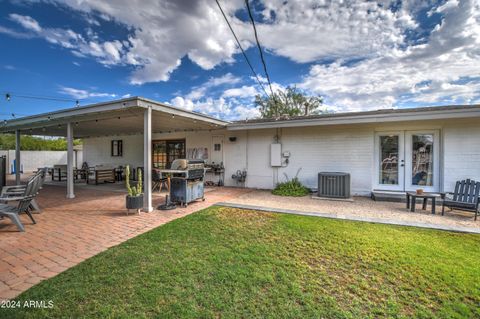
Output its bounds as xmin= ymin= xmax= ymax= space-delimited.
xmin=2 ymin=97 xmax=229 ymax=137
xmin=2 ymin=97 xmax=229 ymax=212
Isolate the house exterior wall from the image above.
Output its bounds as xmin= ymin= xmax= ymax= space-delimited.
xmin=442 ymin=120 xmax=480 ymax=191
xmin=81 ymin=117 xmax=480 ymax=196
xmin=0 ymin=150 xmax=69 ymax=173
xmin=83 ymin=135 xmax=144 ymax=168
xmin=279 ymin=126 xmax=373 ymax=195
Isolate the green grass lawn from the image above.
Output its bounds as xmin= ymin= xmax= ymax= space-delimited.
xmin=2 ymin=207 xmax=479 ymax=318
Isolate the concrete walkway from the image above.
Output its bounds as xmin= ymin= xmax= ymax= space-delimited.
xmin=216 ymin=202 xmax=480 ymax=234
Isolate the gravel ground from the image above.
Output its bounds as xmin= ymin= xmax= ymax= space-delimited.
xmin=223 ymin=190 xmax=480 ymax=229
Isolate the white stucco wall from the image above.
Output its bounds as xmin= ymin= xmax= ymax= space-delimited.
xmin=81 ymin=117 xmax=480 ymax=195
xmin=83 ymin=135 xmax=144 ymax=168
xmin=0 ymin=150 xmax=69 ymax=173
xmin=224 ymin=126 xmax=373 ymax=194
xmin=442 ymin=120 xmax=480 ymax=191
xmin=278 ymin=126 xmax=373 ymax=195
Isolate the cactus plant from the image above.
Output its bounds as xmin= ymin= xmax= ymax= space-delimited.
xmin=125 ymin=165 xmax=143 ymax=196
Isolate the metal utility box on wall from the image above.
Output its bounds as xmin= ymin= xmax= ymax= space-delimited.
xmin=270 ymin=144 xmax=282 ymax=167
xmin=318 ymin=172 xmax=351 ymax=198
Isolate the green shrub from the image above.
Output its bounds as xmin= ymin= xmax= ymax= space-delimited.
xmin=272 ymin=177 xmax=310 ymax=197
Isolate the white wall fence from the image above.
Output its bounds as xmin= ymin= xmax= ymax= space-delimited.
xmin=0 ymin=150 xmax=82 ymax=174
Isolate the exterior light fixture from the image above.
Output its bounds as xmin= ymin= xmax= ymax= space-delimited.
xmin=76 ymin=100 xmax=79 ymax=107
xmin=75 ymin=122 xmax=79 ymax=126
xmin=172 ymin=114 xmax=175 ymax=119
xmin=5 ymin=93 xmax=10 ymax=101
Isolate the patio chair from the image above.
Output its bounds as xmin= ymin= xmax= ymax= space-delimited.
xmin=441 ymin=179 xmax=480 ymax=220
xmin=1 ymin=169 xmax=46 ymax=212
xmin=0 ymin=174 xmax=41 ymax=231
xmin=152 ymin=169 xmax=169 ymax=192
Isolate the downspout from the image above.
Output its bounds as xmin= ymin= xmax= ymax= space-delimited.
xmin=245 ymin=130 xmax=249 ymax=188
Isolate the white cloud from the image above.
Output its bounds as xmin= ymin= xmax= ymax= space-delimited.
xmin=299 ymin=0 xmax=480 ymax=111
xmin=9 ymin=14 xmax=42 ymax=32
xmin=6 ymin=13 xmax=128 ymax=66
xmin=222 ymin=85 xmax=259 ymax=98
xmin=170 ymin=73 xmax=260 ymax=120
xmin=186 ymin=73 xmax=241 ymax=100
xmin=46 ymin=0 xmax=247 ymax=84
xmin=59 ymin=86 xmax=117 ymax=99
xmin=3 ymin=0 xmax=479 ymax=114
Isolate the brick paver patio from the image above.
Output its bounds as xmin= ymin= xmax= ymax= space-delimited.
xmin=0 ymin=184 xmax=249 ymax=300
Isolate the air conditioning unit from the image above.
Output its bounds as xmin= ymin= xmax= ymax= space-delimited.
xmin=318 ymin=172 xmax=350 ymax=198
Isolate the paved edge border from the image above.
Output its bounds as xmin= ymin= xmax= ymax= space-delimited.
xmin=215 ymin=202 xmax=480 ymax=234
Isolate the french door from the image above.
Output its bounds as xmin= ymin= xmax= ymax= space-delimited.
xmin=375 ymin=130 xmax=440 ymax=192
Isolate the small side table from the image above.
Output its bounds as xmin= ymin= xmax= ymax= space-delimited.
xmin=406 ymin=192 xmax=439 ymax=214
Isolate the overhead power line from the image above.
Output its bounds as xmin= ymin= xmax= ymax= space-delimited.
xmin=2 ymin=91 xmax=80 ymax=104
xmin=215 ymin=0 xmax=270 ymax=98
xmin=244 ymin=0 xmax=275 ymax=98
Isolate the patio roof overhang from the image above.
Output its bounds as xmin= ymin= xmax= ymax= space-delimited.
xmin=3 ymin=97 xmax=229 ymax=212
xmin=2 ymin=97 xmax=229 ymax=138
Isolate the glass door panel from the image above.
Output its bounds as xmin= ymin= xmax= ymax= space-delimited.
xmin=405 ymin=131 xmax=439 ymax=192
xmin=379 ymin=135 xmax=399 ymax=185
xmin=411 ymin=134 xmax=433 ymax=186
xmin=375 ymin=132 xmax=404 ymax=191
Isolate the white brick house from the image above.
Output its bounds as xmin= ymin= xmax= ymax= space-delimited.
xmin=4 ymin=97 xmax=480 ymax=210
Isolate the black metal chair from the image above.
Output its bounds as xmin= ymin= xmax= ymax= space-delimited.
xmin=152 ymin=169 xmax=169 ymax=192
xmin=441 ymin=179 xmax=480 ymax=220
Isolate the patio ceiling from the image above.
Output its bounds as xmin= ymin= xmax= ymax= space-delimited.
xmin=2 ymin=97 xmax=229 ymax=138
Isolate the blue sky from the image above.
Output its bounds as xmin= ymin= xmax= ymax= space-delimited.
xmin=0 ymin=0 xmax=479 ymax=121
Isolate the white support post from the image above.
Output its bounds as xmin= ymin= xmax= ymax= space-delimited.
xmin=143 ymin=106 xmax=153 ymax=212
xmin=66 ymin=122 xmax=75 ymax=199
xmin=15 ymin=130 xmax=21 ymax=185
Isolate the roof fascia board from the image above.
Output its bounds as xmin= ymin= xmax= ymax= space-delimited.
xmin=227 ymin=107 xmax=480 ymax=130
xmin=137 ymin=98 xmax=229 ymax=126
xmin=4 ymin=98 xmax=140 ymax=129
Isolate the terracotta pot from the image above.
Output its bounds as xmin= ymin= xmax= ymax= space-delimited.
xmin=416 ymin=189 xmax=424 ymax=195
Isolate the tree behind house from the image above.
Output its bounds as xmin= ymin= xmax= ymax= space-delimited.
xmin=255 ymin=86 xmax=324 ymax=119
xmin=0 ymin=134 xmax=81 ymax=151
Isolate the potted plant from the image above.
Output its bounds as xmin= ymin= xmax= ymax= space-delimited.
xmin=125 ymin=165 xmax=143 ymax=213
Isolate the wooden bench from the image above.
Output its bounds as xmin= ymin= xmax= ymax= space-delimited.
xmin=87 ymin=168 xmax=116 ymax=185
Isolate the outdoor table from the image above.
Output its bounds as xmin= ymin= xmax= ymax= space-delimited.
xmin=406 ymin=192 xmax=440 ymax=214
